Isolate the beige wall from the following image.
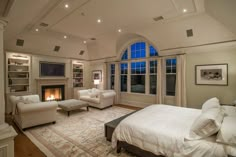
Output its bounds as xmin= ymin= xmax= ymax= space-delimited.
xmin=186 ymin=48 xmax=236 ymax=109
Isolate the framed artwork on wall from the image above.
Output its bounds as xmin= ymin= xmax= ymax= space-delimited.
xmin=195 ymin=64 xmax=228 ymax=86
xmin=92 ymin=70 xmax=102 ymax=82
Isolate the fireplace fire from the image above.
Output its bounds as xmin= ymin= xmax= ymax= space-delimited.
xmin=41 ymin=85 xmax=65 ymax=101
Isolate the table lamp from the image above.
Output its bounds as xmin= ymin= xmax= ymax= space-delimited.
xmin=94 ymin=79 xmax=100 ymax=89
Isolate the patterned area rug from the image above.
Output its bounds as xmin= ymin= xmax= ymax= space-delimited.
xmin=24 ymin=106 xmax=135 ymax=157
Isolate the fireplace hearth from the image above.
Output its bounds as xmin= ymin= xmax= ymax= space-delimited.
xmin=41 ymin=85 xmax=65 ymax=101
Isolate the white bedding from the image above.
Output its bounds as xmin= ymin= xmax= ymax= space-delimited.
xmin=112 ymin=105 xmax=229 ymax=157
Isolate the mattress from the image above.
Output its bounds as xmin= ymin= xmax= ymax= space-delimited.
xmin=112 ymin=104 xmax=230 ymax=157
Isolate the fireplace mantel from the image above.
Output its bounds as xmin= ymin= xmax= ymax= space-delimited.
xmin=36 ymin=77 xmax=69 ymax=100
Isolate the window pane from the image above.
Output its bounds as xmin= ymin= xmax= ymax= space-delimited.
xmin=149 ymin=45 xmax=158 ymax=57
xmin=166 ymin=59 xmax=172 ymax=66
xmin=131 ymin=62 xmax=146 ymax=74
xmin=166 ymin=74 xmax=176 ymax=96
xmin=111 ymin=75 xmax=115 ymax=89
xmin=110 ymin=64 xmax=115 ymax=75
xmin=131 ymin=75 xmax=145 ymax=93
xmin=150 ymin=60 xmax=157 ymax=74
xmin=121 ymin=75 xmax=127 ymax=92
xmin=150 ymin=75 xmax=157 ymax=94
xmin=131 ymin=42 xmax=146 ymax=59
xmin=121 ymin=49 xmax=128 ymax=60
xmin=120 ymin=63 xmax=128 ymax=74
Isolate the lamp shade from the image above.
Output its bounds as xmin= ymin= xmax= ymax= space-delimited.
xmin=94 ymin=79 xmax=100 ymax=85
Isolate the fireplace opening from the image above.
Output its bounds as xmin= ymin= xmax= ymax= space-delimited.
xmin=41 ymin=85 xmax=65 ymax=101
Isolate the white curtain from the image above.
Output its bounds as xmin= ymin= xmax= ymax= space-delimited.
xmin=156 ymin=58 xmax=164 ymax=104
xmin=114 ymin=62 xmax=120 ymax=104
xmin=103 ymin=63 xmax=107 ymax=90
xmin=175 ymin=54 xmax=187 ymax=107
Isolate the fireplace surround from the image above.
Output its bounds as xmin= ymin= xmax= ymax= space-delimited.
xmin=36 ymin=77 xmax=69 ymax=101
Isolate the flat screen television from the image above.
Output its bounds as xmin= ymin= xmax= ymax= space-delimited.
xmin=40 ymin=62 xmax=65 ymax=77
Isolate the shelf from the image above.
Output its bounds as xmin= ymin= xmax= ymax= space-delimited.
xmin=8 ymin=78 xmax=29 ymax=80
xmin=8 ymin=64 xmax=29 ymax=67
xmin=8 ymin=71 xmax=29 ymax=73
xmin=72 ymin=62 xmax=83 ymax=88
xmin=9 ymin=84 xmax=29 ymax=87
xmin=10 ymin=90 xmax=29 ymax=93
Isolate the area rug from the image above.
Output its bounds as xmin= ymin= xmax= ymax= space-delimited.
xmin=24 ymin=106 xmax=136 ymax=157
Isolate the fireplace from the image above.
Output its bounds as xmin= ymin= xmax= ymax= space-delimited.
xmin=41 ymin=85 xmax=65 ymax=101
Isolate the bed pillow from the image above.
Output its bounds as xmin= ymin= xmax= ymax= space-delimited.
xmin=186 ymin=107 xmax=224 ymax=140
xmin=222 ymin=106 xmax=236 ymax=117
xmin=216 ymin=116 xmax=236 ymax=145
xmin=202 ymin=97 xmax=220 ymax=113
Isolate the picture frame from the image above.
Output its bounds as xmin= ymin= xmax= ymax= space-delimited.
xmin=195 ymin=64 xmax=228 ymax=86
xmin=92 ymin=70 xmax=102 ymax=82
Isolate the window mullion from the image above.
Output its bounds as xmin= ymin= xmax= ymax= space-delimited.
xmin=146 ymin=59 xmax=149 ymax=94
xmin=127 ymin=61 xmax=131 ymax=93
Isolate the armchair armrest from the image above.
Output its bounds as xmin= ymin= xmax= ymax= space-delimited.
xmin=101 ymin=91 xmax=116 ymax=99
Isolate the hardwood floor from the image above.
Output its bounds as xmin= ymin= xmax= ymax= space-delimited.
xmin=5 ymin=114 xmax=46 ymax=157
xmin=5 ymin=104 xmax=140 ymax=157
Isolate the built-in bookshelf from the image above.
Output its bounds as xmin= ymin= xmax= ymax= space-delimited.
xmin=6 ymin=53 xmax=31 ymax=93
xmin=72 ymin=61 xmax=83 ymax=88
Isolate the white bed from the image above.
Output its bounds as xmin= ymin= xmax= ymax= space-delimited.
xmin=112 ymin=104 xmax=235 ymax=157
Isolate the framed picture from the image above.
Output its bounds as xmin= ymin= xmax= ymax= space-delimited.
xmin=92 ymin=70 xmax=102 ymax=82
xmin=195 ymin=64 xmax=228 ymax=85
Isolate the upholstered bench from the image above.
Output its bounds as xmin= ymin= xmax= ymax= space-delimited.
xmin=58 ymin=99 xmax=89 ymax=116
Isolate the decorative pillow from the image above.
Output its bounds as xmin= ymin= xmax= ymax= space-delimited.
xmin=186 ymin=107 xmax=224 ymax=140
xmin=222 ymin=106 xmax=236 ymax=117
xmin=216 ymin=116 xmax=236 ymax=145
xmin=88 ymin=92 xmax=97 ymax=98
xmin=202 ymin=97 xmax=220 ymax=113
xmin=23 ymin=98 xmax=35 ymax=104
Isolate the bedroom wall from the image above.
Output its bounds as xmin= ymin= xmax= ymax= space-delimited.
xmin=186 ymin=48 xmax=236 ymax=109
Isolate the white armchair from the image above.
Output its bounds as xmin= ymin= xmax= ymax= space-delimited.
xmin=77 ymin=89 xmax=116 ymax=109
xmin=10 ymin=95 xmax=58 ymax=130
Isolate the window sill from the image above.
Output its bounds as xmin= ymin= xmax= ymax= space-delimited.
xmin=120 ymin=92 xmax=156 ymax=97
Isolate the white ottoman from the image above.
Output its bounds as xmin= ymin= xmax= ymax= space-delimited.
xmin=58 ymin=99 xmax=89 ymax=116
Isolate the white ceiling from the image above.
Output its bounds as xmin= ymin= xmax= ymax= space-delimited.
xmin=1 ymin=0 xmax=236 ymax=60
xmin=3 ymin=0 xmax=201 ymax=41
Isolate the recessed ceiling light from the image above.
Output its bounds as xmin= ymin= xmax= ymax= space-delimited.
xmin=65 ymin=4 xmax=69 ymax=8
xmin=97 ymin=19 xmax=102 ymax=23
xmin=64 ymin=35 xmax=67 ymax=39
xmin=35 ymin=28 xmax=39 ymax=32
xmin=118 ymin=29 xmax=122 ymax=33
xmin=83 ymin=41 xmax=87 ymax=44
xmin=183 ymin=9 xmax=187 ymax=13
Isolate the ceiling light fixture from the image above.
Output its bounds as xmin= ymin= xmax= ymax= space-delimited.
xmin=183 ymin=9 xmax=187 ymax=13
xmin=118 ymin=29 xmax=122 ymax=33
xmin=97 ymin=19 xmax=102 ymax=23
xmin=35 ymin=28 xmax=39 ymax=32
xmin=65 ymin=4 xmax=69 ymax=8
xmin=83 ymin=41 xmax=87 ymax=44
xmin=64 ymin=35 xmax=67 ymax=39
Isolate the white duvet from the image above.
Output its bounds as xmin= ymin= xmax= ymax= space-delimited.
xmin=112 ymin=105 xmax=229 ymax=157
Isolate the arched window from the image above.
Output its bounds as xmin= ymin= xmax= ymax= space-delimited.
xmin=120 ymin=41 xmax=159 ymax=94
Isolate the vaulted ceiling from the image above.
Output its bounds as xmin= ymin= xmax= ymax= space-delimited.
xmin=1 ymin=0 xmax=236 ymax=60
